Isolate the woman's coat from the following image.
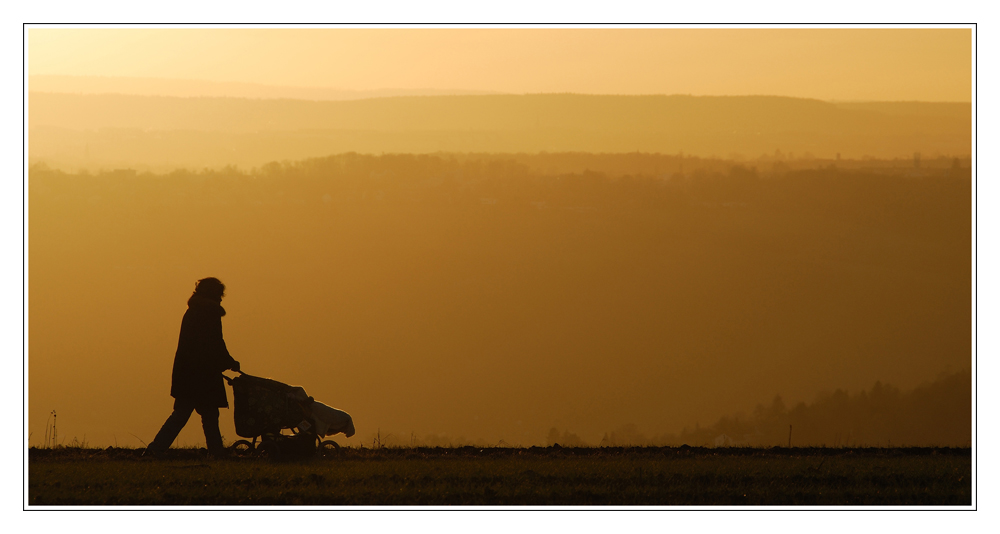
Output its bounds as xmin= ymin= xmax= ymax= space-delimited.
xmin=170 ymin=293 xmax=238 ymax=408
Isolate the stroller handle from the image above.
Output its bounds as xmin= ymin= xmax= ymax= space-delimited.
xmin=223 ymin=370 xmax=244 ymax=385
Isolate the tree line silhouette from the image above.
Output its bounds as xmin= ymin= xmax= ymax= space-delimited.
xmin=588 ymin=370 xmax=971 ymax=447
xmin=30 ymin=151 xmax=969 ymax=216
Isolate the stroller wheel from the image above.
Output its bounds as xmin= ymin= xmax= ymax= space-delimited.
xmin=231 ymin=439 xmax=254 ymax=457
xmin=320 ymin=440 xmax=341 ymax=457
xmin=256 ymin=440 xmax=282 ymax=461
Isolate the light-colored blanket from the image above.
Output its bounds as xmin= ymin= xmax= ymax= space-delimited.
xmin=309 ymin=401 xmax=356 ymax=437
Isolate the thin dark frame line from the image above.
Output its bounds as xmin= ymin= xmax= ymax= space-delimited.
xmin=22 ymin=22 xmax=978 ymax=512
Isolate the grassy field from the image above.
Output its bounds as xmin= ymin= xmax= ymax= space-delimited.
xmin=28 ymin=446 xmax=972 ymax=506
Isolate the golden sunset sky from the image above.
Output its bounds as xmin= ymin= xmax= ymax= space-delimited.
xmin=28 ymin=27 xmax=972 ymax=101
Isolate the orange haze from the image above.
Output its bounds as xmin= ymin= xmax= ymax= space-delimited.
xmin=27 ymin=27 xmax=972 ymax=449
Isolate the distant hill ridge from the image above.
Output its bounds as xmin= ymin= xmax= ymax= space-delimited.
xmin=28 ymin=92 xmax=971 ymax=166
xmin=29 ymin=91 xmax=970 ymax=132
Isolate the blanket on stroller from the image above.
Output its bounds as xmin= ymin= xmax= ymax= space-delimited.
xmin=230 ymin=373 xmax=355 ymax=439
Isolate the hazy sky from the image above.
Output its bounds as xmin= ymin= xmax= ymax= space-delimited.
xmin=27 ymin=27 xmax=972 ymax=101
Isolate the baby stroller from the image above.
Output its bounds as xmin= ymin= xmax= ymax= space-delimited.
xmin=224 ymin=371 xmax=356 ymax=460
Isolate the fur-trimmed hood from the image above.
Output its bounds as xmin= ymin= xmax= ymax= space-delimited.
xmin=187 ymin=293 xmax=226 ymax=316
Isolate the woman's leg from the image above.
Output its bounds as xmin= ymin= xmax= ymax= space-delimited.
xmin=195 ymin=404 xmax=224 ymax=455
xmin=147 ymin=398 xmax=195 ymax=452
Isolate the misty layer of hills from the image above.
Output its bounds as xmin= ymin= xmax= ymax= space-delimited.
xmin=29 ymin=92 xmax=970 ymax=172
xmin=29 ymin=153 xmax=971 ymax=447
xmin=552 ymin=370 xmax=970 ymax=448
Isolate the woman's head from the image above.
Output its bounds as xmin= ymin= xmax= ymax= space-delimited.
xmin=194 ymin=277 xmax=226 ymax=301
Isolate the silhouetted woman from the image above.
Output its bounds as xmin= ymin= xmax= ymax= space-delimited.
xmin=146 ymin=277 xmax=240 ymax=456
